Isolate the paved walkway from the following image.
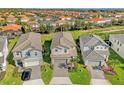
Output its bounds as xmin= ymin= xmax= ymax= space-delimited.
xmin=87 ymin=66 xmax=111 ymax=85
xmin=23 ymin=65 xmax=44 ymax=85
xmin=50 ymin=77 xmax=72 ymax=85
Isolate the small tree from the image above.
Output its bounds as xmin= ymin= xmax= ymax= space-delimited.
xmin=108 ymin=59 xmax=120 ymax=70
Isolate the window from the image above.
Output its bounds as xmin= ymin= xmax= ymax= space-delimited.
xmin=35 ymin=52 xmax=37 ymax=56
xmin=26 ymin=51 xmax=30 ymax=56
xmin=64 ymin=49 xmax=67 ymax=53
xmin=120 ymin=43 xmax=122 ymax=46
xmin=117 ymin=48 xmax=119 ymax=51
xmin=17 ymin=60 xmax=23 ymax=67
xmin=117 ymin=41 xmax=119 ymax=45
xmin=16 ymin=52 xmax=19 ymax=56
xmin=55 ymin=49 xmax=58 ymax=52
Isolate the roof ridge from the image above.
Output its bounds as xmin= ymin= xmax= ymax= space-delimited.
xmin=84 ymin=35 xmax=94 ymax=45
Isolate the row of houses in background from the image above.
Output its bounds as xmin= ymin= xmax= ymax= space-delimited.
xmin=0 ymin=31 xmax=124 ymax=73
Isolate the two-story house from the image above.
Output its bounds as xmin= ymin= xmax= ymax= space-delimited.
xmin=109 ymin=34 xmax=124 ymax=59
xmin=12 ymin=32 xmax=43 ymax=69
xmin=80 ymin=34 xmax=109 ymax=68
xmin=50 ymin=32 xmax=77 ymax=66
xmin=0 ymin=24 xmax=22 ymax=38
xmin=0 ymin=36 xmax=8 ymax=71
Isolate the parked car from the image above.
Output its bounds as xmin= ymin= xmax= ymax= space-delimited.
xmin=21 ymin=68 xmax=32 ymax=81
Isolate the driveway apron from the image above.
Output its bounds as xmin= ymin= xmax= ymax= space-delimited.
xmin=23 ymin=65 xmax=44 ymax=85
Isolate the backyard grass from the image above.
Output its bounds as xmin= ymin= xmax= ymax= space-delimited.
xmin=41 ymin=33 xmax=53 ymax=43
xmin=0 ymin=64 xmax=23 ymax=85
xmin=105 ymin=48 xmax=124 ymax=85
xmin=8 ymin=37 xmax=18 ymax=52
xmin=41 ymin=63 xmax=53 ymax=84
xmin=68 ymin=64 xmax=91 ymax=85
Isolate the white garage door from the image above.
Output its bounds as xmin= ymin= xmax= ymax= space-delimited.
xmin=24 ymin=61 xmax=40 ymax=67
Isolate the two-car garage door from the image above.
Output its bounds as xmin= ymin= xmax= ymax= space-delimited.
xmin=24 ymin=61 xmax=40 ymax=67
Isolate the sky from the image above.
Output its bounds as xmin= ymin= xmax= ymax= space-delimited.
xmin=0 ymin=0 xmax=123 ymax=8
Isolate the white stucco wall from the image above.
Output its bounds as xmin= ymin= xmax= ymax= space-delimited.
xmin=1 ymin=38 xmax=8 ymax=71
xmin=109 ymin=36 xmax=124 ymax=59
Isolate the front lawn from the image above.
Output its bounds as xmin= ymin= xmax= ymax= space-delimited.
xmin=0 ymin=37 xmax=23 ymax=85
xmin=105 ymin=48 xmax=124 ymax=85
xmin=0 ymin=64 xmax=23 ymax=85
xmin=41 ymin=63 xmax=53 ymax=84
xmin=69 ymin=64 xmax=91 ymax=85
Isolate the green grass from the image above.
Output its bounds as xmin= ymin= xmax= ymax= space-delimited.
xmin=0 ymin=64 xmax=23 ymax=85
xmin=0 ymin=37 xmax=23 ymax=85
xmin=41 ymin=33 xmax=53 ymax=44
xmin=43 ymin=40 xmax=51 ymax=64
xmin=69 ymin=64 xmax=91 ymax=85
xmin=41 ymin=63 xmax=53 ymax=84
xmin=8 ymin=37 xmax=18 ymax=51
xmin=105 ymin=48 xmax=124 ymax=85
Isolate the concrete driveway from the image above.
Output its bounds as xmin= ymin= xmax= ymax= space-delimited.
xmin=23 ymin=65 xmax=44 ymax=85
xmin=50 ymin=77 xmax=72 ymax=85
xmin=50 ymin=59 xmax=72 ymax=85
xmin=53 ymin=59 xmax=68 ymax=77
xmin=90 ymin=79 xmax=111 ymax=85
xmin=87 ymin=66 xmax=111 ymax=85
xmin=23 ymin=79 xmax=44 ymax=85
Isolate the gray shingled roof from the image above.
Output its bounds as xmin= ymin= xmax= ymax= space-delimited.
xmin=84 ymin=50 xmax=106 ymax=60
xmin=80 ymin=34 xmax=108 ymax=47
xmin=12 ymin=32 xmax=42 ymax=52
xmin=51 ymin=32 xmax=76 ymax=49
xmin=110 ymin=34 xmax=124 ymax=44
xmin=80 ymin=34 xmax=109 ymax=60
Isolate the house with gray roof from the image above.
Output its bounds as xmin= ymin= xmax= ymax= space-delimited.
xmin=109 ymin=34 xmax=124 ymax=59
xmin=12 ymin=32 xmax=43 ymax=69
xmin=0 ymin=36 xmax=8 ymax=71
xmin=80 ymin=34 xmax=109 ymax=68
xmin=50 ymin=32 xmax=77 ymax=65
